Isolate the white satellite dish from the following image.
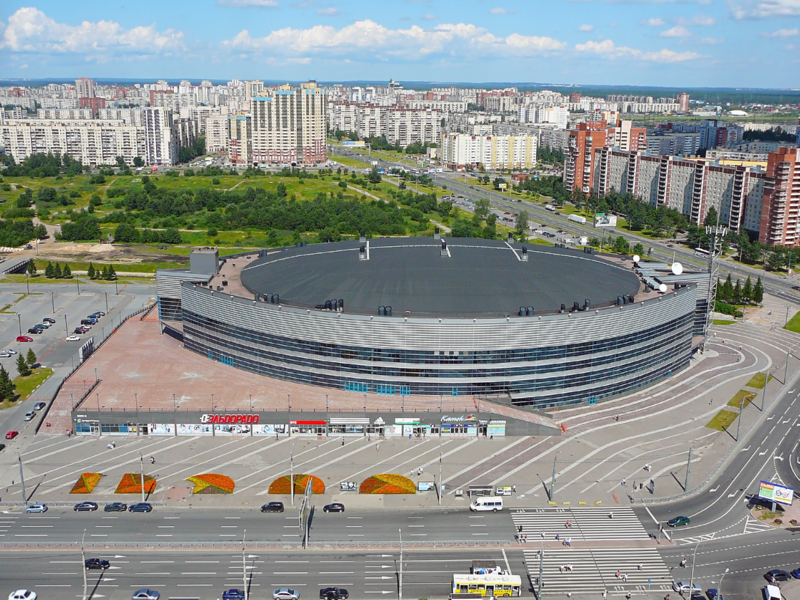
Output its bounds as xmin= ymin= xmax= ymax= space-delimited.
xmin=632 ymin=255 xmax=641 ymax=263
xmin=672 ymin=262 xmax=684 ymax=275
xmin=659 ymin=283 xmax=668 ymax=293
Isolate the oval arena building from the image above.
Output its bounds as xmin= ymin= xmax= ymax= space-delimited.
xmin=157 ymin=238 xmax=698 ymax=410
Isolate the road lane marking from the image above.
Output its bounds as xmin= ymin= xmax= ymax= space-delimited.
xmin=319 ymin=571 xmax=355 ymax=575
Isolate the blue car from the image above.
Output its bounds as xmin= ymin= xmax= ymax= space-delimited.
xmin=791 ymin=569 xmax=800 ymax=579
xmin=223 ymin=591 xmax=246 ymax=600
xmin=128 ymin=503 xmax=152 ymax=513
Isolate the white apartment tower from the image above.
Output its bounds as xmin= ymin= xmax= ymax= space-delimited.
xmin=142 ymin=107 xmax=178 ymax=165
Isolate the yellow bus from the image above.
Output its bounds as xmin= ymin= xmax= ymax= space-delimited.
xmin=451 ymin=573 xmax=522 ymax=597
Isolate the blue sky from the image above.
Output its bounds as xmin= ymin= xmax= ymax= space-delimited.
xmin=1 ymin=0 xmax=798 ymax=88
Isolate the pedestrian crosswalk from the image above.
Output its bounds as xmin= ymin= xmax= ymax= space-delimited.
xmin=512 ymin=507 xmax=651 ymax=541
xmin=522 ymin=547 xmax=673 ymax=597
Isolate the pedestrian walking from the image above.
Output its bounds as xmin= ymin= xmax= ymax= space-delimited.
xmin=541 ymin=531 xmax=546 ymax=539
xmin=556 ymin=533 xmax=560 ymax=541
xmin=150 ymin=456 xmax=155 ymax=465
xmin=376 ymin=443 xmax=380 ymax=451
xmin=512 ymin=485 xmax=516 ymax=493
xmin=621 ymin=478 xmax=626 ymax=486
xmin=626 ymin=593 xmax=632 ymax=600
xmin=680 ymin=558 xmax=686 ymax=568
xmin=566 ymin=537 xmax=571 ymax=547
xmin=637 ymin=563 xmax=643 ymax=571
xmin=616 ymin=571 xmax=621 ymax=580
xmin=341 ymin=437 xmax=345 ymax=446
xmin=608 ymin=512 xmax=614 ymax=519
xmin=623 ymin=573 xmax=628 ymax=582
xmin=603 ymin=590 xmax=608 ymax=599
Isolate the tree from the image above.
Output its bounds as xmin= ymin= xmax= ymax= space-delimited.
xmin=116 ymin=156 xmax=127 ymax=169
xmin=753 ymin=276 xmax=764 ymax=304
xmin=16 ymin=354 xmax=30 ymax=377
xmin=101 ymin=265 xmax=110 ymax=280
xmin=732 ymin=279 xmax=742 ymax=305
xmin=45 ymin=261 xmax=54 ymax=278
xmin=53 ymin=263 xmax=62 ymax=278
xmin=742 ymin=276 xmax=753 ymax=304
xmin=34 ymin=224 xmax=47 ymax=239
xmin=0 ymin=366 xmax=15 ymax=401
xmin=368 ymin=168 xmax=382 ymax=184
xmin=722 ymin=274 xmax=733 ymax=302
xmin=515 ymin=211 xmax=529 ymax=239
xmin=474 ymin=198 xmax=490 ymax=220
xmin=704 ymin=206 xmax=719 ymax=227
xmin=62 ymin=264 xmax=72 ymax=278
xmin=133 ymin=156 xmax=144 ymax=168
xmin=25 ymin=348 xmax=36 ymax=366
xmin=107 ymin=265 xmax=117 ymax=280
xmin=612 ymin=235 xmax=630 ymax=255
xmin=87 ymin=263 xmax=96 ymax=279
xmin=632 ymin=242 xmax=645 ymax=257
xmin=26 ymin=260 xmax=36 ymax=276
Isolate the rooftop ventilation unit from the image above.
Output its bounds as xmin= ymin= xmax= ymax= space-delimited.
xmin=359 ymin=245 xmax=367 ymax=261
xmin=526 ymin=306 xmax=534 ymax=316
xmin=434 ymin=227 xmax=441 ymax=240
xmin=507 ymin=232 xmax=514 ymax=243
xmin=441 ymin=240 xmax=448 ymax=257
xmin=521 ymin=247 xmax=528 ymax=262
xmin=359 ymin=231 xmax=366 ymax=243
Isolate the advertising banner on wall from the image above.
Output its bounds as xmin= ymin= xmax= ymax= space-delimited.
xmin=148 ymin=423 xmax=175 ymax=435
xmin=253 ymin=424 xmax=286 ymax=436
xmin=177 ymin=424 xmax=214 ymax=436
xmin=594 ymin=213 xmax=618 ymax=228
xmin=758 ymin=481 xmax=794 ymax=505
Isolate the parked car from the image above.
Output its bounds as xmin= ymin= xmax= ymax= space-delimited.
xmin=33 ymin=402 xmax=46 ymax=411
xmin=36 ymin=322 xmax=50 ymax=329
xmin=25 ymin=503 xmax=48 ymax=513
xmin=320 ymin=587 xmax=349 ymax=599
xmin=6 ymin=431 xmax=19 ymax=440
xmin=81 ymin=319 xmax=97 ymax=326
xmin=85 ymin=558 xmax=110 ymax=570
xmin=706 ymin=588 xmax=724 ymax=600
xmin=66 ymin=335 xmax=81 ymax=341
xmin=273 ymin=589 xmax=301 ymax=600
xmin=129 ymin=503 xmax=153 ymax=513
xmin=42 ymin=318 xmax=55 ymax=324
xmin=0 ymin=352 xmax=11 ymax=358
xmin=791 ymin=569 xmax=800 ymax=579
xmin=89 ymin=312 xmax=105 ymax=318
xmin=765 ymin=570 xmax=792 ymax=584
xmin=16 ymin=336 xmax=33 ymax=342
xmin=0 ymin=444 xmax=5 ymax=452
xmin=323 ymin=503 xmax=345 ymax=513
xmin=3 ymin=349 xmax=17 ymax=354
xmin=26 ymin=328 xmax=42 ymax=335
xmin=74 ymin=502 xmax=99 ymax=512
xmin=104 ymin=502 xmax=127 ymax=512
xmin=7 ymin=591 xmax=37 ymax=600
xmin=261 ymin=502 xmax=285 ymax=513
xmin=131 ymin=590 xmax=160 ymax=600
xmin=223 ymin=590 xmax=246 ymax=600
xmin=667 ymin=516 xmax=691 ymax=527
xmin=23 ymin=411 xmax=35 ymax=421
xmin=673 ymin=582 xmax=702 ymax=594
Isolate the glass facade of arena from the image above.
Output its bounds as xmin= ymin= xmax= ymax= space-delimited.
xmin=180 ymin=288 xmax=695 ymax=409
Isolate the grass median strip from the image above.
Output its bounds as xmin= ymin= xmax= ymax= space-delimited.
xmin=746 ymin=373 xmax=773 ymax=389
xmin=728 ymin=390 xmax=757 ymax=408
xmin=785 ymin=311 xmax=800 ymax=333
xmin=706 ymin=409 xmax=739 ymax=431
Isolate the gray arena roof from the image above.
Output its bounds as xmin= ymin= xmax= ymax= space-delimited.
xmin=240 ymin=237 xmax=641 ymax=317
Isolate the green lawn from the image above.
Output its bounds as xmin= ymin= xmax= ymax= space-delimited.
xmin=31 ymin=260 xmax=185 ymax=273
xmin=785 ymin=311 xmax=800 ymax=333
xmin=745 ymin=373 xmax=773 ymax=389
xmin=329 ymin=156 xmax=370 ymax=169
xmin=712 ymin=319 xmax=736 ymax=325
xmin=727 ymin=390 xmax=756 ymax=408
xmin=12 ymin=367 xmax=54 ymax=403
xmin=706 ymin=409 xmax=739 ymax=431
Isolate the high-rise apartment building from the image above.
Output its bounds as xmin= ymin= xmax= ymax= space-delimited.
xmin=75 ymin=78 xmax=97 ymax=99
xmin=249 ymin=81 xmax=326 ymax=166
xmin=385 ymin=109 xmax=440 ymax=147
xmin=142 ymin=107 xmax=178 ymax=166
xmin=759 ymin=147 xmax=800 ymax=246
xmin=678 ymin=93 xmax=690 ymax=113
xmin=440 ymin=133 xmax=537 ymax=170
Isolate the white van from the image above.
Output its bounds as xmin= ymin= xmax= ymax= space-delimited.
xmin=469 ymin=496 xmax=504 ymax=512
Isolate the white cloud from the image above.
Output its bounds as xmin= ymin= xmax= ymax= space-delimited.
xmin=223 ymin=19 xmax=567 ymax=59
xmin=642 ymin=18 xmax=666 ymax=25
xmin=579 ymin=24 xmax=594 ymax=31
xmin=218 ymin=0 xmax=279 ymax=6
xmin=490 ymin=7 xmax=513 ymax=13
xmin=660 ymin=25 xmax=692 ymax=36
xmin=679 ymin=14 xmax=716 ymax=24
xmin=317 ymin=7 xmax=340 ymax=15
xmin=731 ymin=0 xmax=800 ymax=18
xmin=761 ymin=27 xmax=799 ymax=36
xmin=575 ymin=38 xmax=699 ymax=61
xmin=0 ymin=7 xmax=184 ymax=58
xmin=421 ymin=13 xmax=439 ymax=20
xmin=698 ymin=36 xmax=725 ymax=43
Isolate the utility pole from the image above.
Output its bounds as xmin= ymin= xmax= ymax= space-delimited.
xmin=64 ymin=314 xmax=68 ymax=337
xmin=242 ymin=529 xmax=248 ymax=600
xmin=762 ymin=372 xmax=768 ymax=410
xmin=688 ymin=540 xmax=702 ymax=600
xmin=703 ymin=220 xmax=727 ymax=350
xmin=25 ymin=271 xmax=30 ymax=295
xmin=684 ymin=447 xmax=693 ymax=492
xmin=104 ymin=291 xmax=108 ymax=314
xmin=537 ymin=537 xmax=544 ymax=600
xmin=18 ymin=454 xmax=27 ymax=504
xmin=398 ymin=528 xmax=403 ymax=600
xmin=290 ymin=443 xmax=295 ymax=506
xmin=51 ymin=291 xmax=55 ymax=313
xmin=736 ymin=394 xmax=745 ymax=441
xmin=438 ymin=442 xmax=443 ymax=506
xmin=139 ymin=451 xmax=145 ymax=502
xmin=550 ymin=453 xmax=558 ymax=501
xmin=76 ymin=275 xmax=80 ymax=295
xmin=786 ymin=306 xmax=790 ymax=327
xmin=16 ymin=313 xmax=21 ymax=337
xmin=82 ymin=528 xmax=87 ymax=600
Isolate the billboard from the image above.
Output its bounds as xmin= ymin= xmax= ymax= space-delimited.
xmin=342 ymin=141 xmax=365 ymax=147
xmin=594 ymin=213 xmax=618 ymax=228
xmin=758 ymin=481 xmax=794 ymax=505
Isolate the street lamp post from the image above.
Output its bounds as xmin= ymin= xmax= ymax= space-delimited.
xmin=242 ymin=529 xmax=248 ymax=600
xmin=290 ymin=443 xmax=295 ymax=506
xmin=719 ymin=568 xmax=729 ymax=600
xmin=25 ymin=271 xmax=30 ymax=295
xmin=438 ymin=442 xmax=443 ymax=506
xmin=17 ymin=313 xmax=21 ymax=337
xmin=76 ymin=274 xmax=80 ymax=295
xmin=139 ymin=451 xmax=145 ymax=502
xmin=104 ymin=291 xmax=108 ymax=313
xmin=550 ymin=452 xmax=559 ymax=501
xmin=249 ymin=393 xmax=253 ymax=412
xmin=689 ymin=540 xmax=703 ymax=599
xmin=81 ymin=528 xmax=88 ymax=600
xmin=398 ymin=528 xmax=403 ymax=600
xmin=51 ymin=291 xmax=55 ymax=313
xmin=64 ymin=314 xmax=68 ymax=337
xmin=18 ymin=454 xmax=27 ymax=504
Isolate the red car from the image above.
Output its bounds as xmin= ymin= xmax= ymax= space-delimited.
xmin=16 ymin=336 xmax=33 ymax=343
xmin=5 ymin=431 xmax=19 ymax=440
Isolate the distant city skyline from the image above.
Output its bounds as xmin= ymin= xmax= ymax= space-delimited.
xmin=0 ymin=0 xmax=799 ymax=88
